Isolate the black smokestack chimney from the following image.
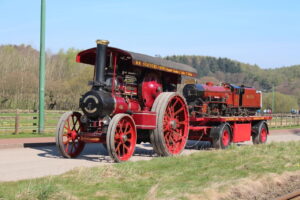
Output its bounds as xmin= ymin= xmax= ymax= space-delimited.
xmin=95 ymin=39 xmax=109 ymax=86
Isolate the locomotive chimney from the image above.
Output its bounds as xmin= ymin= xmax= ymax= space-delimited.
xmin=95 ymin=39 xmax=109 ymax=86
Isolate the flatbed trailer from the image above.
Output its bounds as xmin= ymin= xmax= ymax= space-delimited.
xmin=188 ymin=115 xmax=272 ymax=148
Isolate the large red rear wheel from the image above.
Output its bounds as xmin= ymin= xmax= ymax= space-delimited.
xmin=150 ymin=92 xmax=189 ymax=156
xmin=106 ymin=114 xmax=137 ymax=162
xmin=56 ymin=111 xmax=85 ymax=158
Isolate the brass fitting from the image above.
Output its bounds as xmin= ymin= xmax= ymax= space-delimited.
xmin=96 ymin=40 xmax=109 ymax=45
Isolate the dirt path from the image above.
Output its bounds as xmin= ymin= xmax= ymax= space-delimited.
xmin=0 ymin=128 xmax=299 ymax=182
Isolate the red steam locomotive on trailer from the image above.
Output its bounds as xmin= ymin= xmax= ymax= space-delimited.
xmin=55 ymin=40 xmax=271 ymax=162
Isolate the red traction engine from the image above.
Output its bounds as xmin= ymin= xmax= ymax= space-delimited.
xmin=55 ymin=40 xmax=198 ymax=162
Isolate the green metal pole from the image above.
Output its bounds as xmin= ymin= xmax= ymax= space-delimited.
xmin=38 ymin=0 xmax=46 ymax=133
xmin=272 ymin=84 xmax=275 ymax=113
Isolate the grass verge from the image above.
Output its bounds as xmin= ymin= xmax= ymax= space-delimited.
xmin=0 ymin=141 xmax=299 ymax=200
xmin=0 ymin=132 xmax=54 ymax=139
xmin=269 ymin=125 xmax=300 ymax=130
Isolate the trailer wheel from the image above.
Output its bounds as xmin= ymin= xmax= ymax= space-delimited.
xmin=150 ymin=92 xmax=189 ymax=156
xmin=56 ymin=111 xmax=85 ymax=158
xmin=252 ymin=121 xmax=268 ymax=144
xmin=212 ymin=124 xmax=231 ymax=149
xmin=106 ymin=114 xmax=137 ymax=162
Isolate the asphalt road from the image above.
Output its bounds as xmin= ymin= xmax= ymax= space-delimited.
xmin=0 ymin=129 xmax=299 ymax=182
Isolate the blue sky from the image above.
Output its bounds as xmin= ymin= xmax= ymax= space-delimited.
xmin=0 ymin=0 xmax=299 ymax=68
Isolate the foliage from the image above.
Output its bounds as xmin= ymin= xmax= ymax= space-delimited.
xmin=0 ymin=45 xmax=93 ymax=110
xmin=0 ymin=141 xmax=299 ymax=199
xmin=0 ymin=45 xmax=299 ymax=112
xmin=262 ymin=92 xmax=299 ymax=112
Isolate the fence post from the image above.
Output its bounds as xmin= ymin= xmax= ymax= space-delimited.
xmin=14 ymin=109 xmax=19 ymax=135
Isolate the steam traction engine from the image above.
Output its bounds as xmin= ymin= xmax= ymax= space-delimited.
xmin=55 ymin=40 xmax=271 ymax=162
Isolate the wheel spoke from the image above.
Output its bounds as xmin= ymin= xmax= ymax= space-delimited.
xmin=115 ymin=142 xmax=122 ymax=153
xmin=63 ymin=138 xmax=71 ymax=145
xmin=172 ymin=98 xmax=180 ymax=110
xmin=67 ymin=118 xmax=70 ymax=130
xmin=65 ymin=142 xmax=69 ymax=153
xmin=174 ymin=107 xmax=184 ymax=116
xmin=124 ymin=122 xmax=130 ymax=133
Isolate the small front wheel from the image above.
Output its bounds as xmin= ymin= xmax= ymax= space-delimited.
xmin=56 ymin=111 xmax=85 ymax=158
xmin=106 ymin=114 xmax=137 ymax=162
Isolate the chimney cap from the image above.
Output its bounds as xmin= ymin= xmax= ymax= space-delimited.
xmin=96 ymin=40 xmax=109 ymax=45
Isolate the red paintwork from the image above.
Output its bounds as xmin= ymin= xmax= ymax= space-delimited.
xmin=128 ymin=99 xmax=141 ymax=112
xmin=242 ymin=88 xmax=261 ymax=108
xmin=232 ymin=123 xmax=251 ymax=142
xmin=202 ymin=83 xmax=231 ymax=101
xmin=113 ymin=96 xmax=141 ymax=115
xmin=113 ymin=96 xmax=128 ymax=114
xmin=142 ymin=80 xmax=162 ymax=110
xmin=132 ymin=111 xmax=156 ymax=129
xmin=190 ymin=115 xmax=272 ymax=123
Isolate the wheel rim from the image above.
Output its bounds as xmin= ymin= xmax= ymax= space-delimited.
xmin=260 ymin=127 xmax=267 ymax=143
xmin=163 ymin=96 xmax=189 ymax=154
xmin=222 ymin=129 xmax=230 ymax=147
xmin=62 ymin=113 xmax=84 ymax=157
xmin=114 ymin=117 xmax=136 ymax=161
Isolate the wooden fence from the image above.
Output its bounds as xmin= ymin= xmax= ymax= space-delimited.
xmin=0 ymin=110 xmax=65 ymax=134
xmin=0 ymin=110 xmax=299 ymax=135
xmin=267 ymin=114 xmax=300 ymax=128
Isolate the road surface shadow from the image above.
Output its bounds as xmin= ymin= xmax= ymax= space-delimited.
xmin=33 ymin=143 xmax=159 ymax=162
xmin=292 ymin=129 xmax=300 ymax=136
xmin=33 ymin=140 xmax=220 ymax=162
xmin=185 ymin=140 xmax=212 ymax=150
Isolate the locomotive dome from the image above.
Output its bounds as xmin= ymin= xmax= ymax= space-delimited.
xmin=76 ymin=47 xmax=198 ymax=77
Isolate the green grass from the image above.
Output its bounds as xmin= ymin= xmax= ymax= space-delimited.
xmin=0 ymin=132 xmax=54 ymax=139
xmin=0 ymin=141 xmax=299 ymax=200
xmin=269 ymin=125 xmax=300 ymax=130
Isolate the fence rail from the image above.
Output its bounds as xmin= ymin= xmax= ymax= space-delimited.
xmin=267 ymin=114 xmax=300 ymax=128
xmin=0 ymin=110 xmax=65 ymax=134
xmin=0 ymin=110 xmax=299 ymax=135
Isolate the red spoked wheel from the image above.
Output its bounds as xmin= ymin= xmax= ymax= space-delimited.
xmin=150 ymin=92 xmax=189 ymax=156
xmin=252 ymin=121 xmax=268 ymax=144
xmin=56 ymin=111 xmax=85 ymax=158
xmin=106 ymin=114 xmax=137 ymax=162
xmin=212 ymin=124 xmax=232 ymax=149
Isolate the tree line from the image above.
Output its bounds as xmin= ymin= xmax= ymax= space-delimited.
xmin=0 ymin=45 xmax=299 ymax=112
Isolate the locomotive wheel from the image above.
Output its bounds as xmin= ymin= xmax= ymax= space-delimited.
xmin=252 ymin=121 xmax=268 ymax=144
xmin=150 ymin=92 xmax=189 ymax=156
xmin=212 ymin=124 xmax=231 ymax=149
xmin=106 ymin=114 xmax=137 ymax=162
xmin=56 ymin=111 xmax=85 ymax=158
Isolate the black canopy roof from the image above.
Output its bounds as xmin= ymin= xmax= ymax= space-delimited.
xmin=77 ymin=47 xmax=198 ymax=77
